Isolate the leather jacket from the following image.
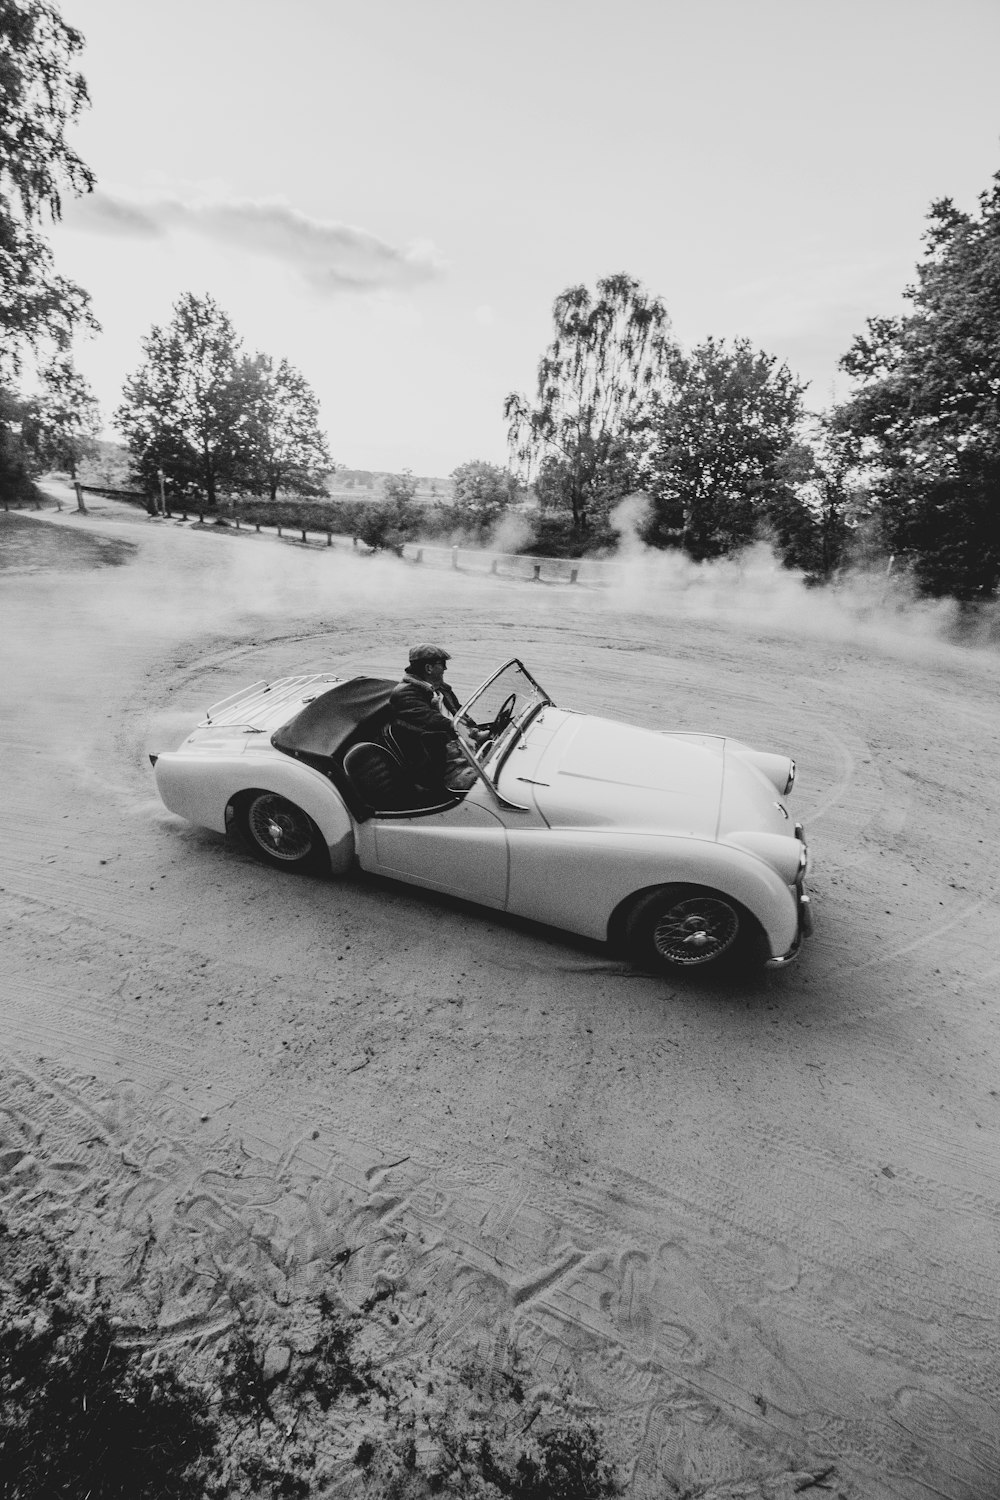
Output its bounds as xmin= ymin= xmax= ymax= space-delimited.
xmin=388 ymin=670 xmax=464 ymax=772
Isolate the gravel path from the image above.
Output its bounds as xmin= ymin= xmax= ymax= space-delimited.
xmin=2 ymin=491 xmax=998 ymax=1497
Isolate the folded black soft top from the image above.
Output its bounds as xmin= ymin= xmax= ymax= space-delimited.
xmin=271 ymin=676 xmax=395 ymax=765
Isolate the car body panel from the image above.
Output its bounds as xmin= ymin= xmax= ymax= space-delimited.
xmin=522 ymin=711 xmax=724 ymax=836
xmin=154 ymin=737 xmax=355 ymax=872
xmin=503 ymin=826 xmax=801 ymax=952
xmin=151 ymin=663 xmax=811 ymax=966
xmin=358 ymin=790 xmax=511 ymax=905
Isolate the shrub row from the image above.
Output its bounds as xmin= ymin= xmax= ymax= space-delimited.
xmin=78 ymin=484 xmax=626 ymax=560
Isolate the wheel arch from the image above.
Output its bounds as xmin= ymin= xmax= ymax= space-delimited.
xmin=225 ymin=777 xmax=355 ymax=875
xmin=154 ymin=750 xmax=355 ymax=873
xmin=606 ymin=879 xmax=765 ymax=954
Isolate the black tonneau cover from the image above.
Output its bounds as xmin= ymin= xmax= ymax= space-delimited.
xmin=271 ymin=676 xmax=395 ymax=767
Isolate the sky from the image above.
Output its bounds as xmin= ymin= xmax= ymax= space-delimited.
xmin=47 ymin=0 xmax=1000 ymax=476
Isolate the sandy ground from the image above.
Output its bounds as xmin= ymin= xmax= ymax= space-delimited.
xmin=2 ymin=489 xmax=999 ymax=1498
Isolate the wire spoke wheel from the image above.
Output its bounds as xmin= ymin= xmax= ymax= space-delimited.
xmin=624 ymin=885 xmax=751 ymax=974
xmin=245 ymin=793 xmax=316 ymax=866
xmin=651 ymin=896 xmax=740 ymax=966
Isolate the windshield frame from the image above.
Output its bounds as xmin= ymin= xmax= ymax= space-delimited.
xmin=451 ymin=658 xmax=554 ymax=811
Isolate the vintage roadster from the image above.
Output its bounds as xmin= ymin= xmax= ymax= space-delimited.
xmin=150 ymin=659 xmax=812 ymax=972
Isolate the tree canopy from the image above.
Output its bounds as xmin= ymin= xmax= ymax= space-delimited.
xmin=20 ymin=351 xmax=100 ymax=476
xmin=833 ymin=168 xmax=1000 ymax=600
xmin=447 ymin=460 xmax=521 ymax=533
xmin=115 ymin=294 xmax=243 ymax=506
xmin=114 ymin=294 xmax=331 ymax=507
xmin=234 ymin=354 xmax=331 ymax=501
xmin=0 ymin=0 xmax=96 ymax=373
xmin=505 ymin=273 xmax=674 ymax=531
xmin=641 ymin=338 xmax=806 ymax=560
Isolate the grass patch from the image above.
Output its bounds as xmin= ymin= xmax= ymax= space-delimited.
xmin=0 ymin=512 xmax=135 ymax=574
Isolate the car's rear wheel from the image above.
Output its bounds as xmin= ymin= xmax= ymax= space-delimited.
xmin=238 ymin=792 xmax=326 ymax=873
xmin=624 ymin=884 xmax=759 ymax=973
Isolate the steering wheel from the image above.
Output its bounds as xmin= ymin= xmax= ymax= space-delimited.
xmin=486 ymin=693 xmax=517 ymax=737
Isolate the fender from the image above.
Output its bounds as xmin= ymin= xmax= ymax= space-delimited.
xmin=154 ymin=749 xmax=356 ymax=873
xmin=505 ymin=828 xmax=800 ymax=958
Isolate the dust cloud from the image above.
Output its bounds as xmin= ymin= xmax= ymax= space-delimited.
xmin=599 ymin=493 xmax=999 ymax=661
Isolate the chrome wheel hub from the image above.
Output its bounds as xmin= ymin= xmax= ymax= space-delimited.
xmin=652 ymin=898 xmax=740 ymax=966
xmin=247 ymin=796 xmax=313 ymax=862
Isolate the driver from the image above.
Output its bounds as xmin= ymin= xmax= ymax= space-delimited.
xmin=388 ymin=644 xmax=488 ymax=793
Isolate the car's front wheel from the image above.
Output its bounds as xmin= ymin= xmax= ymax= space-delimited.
xmin=237 ymin=792 xmax=327 ymax=874
xmin=624 ymin=884 xmax=760 ymax=973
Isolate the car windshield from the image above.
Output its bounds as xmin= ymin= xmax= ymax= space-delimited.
xmin=456 ymin=659 xmax=553 ymax=783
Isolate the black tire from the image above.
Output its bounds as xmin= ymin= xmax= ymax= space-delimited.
xmin=624 ymin=884 xmax=761 ymax=974
xmin=237 ymin=792 xmax=326 ymax=874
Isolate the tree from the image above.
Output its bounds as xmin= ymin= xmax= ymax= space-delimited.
xmin=833 ymin=170 xmax=1000 ymax=600
xmin=0 ymin=383 xmax=40 ymax=502
xmin=21 ymin=352 xmax=100 ymax=475
xmin=115 ymin=294 xmax=244 ymax=506
xmin=0 ymin=0 xmax=97 ymax=376
xmin=356 ymin=470 xmax=420 ymax=553
xmin=505 ymin=273 xmax=674 ymax=532
xmin=764 ymin=424 xmax=870 ymax=580
xmin=447 ymin=460 xmax=521 ymax=532
xmin=235 ymin=354 xmax=331 ymax=500
xmin=641 ymin=338 xmax=806 ymax=560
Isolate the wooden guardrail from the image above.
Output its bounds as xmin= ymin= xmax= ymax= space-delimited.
xmin=71 ymin=485 xmax=610 ymax=584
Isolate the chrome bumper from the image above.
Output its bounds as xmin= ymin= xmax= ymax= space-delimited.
xmin=765 ymin=831 xmax=812 ymax=968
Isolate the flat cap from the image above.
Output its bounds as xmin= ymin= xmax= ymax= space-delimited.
xmin=408 ymin=643 xmax=451 ymax=665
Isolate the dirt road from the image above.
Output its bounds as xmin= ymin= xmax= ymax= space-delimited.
xmin=2 ymin=496 xmax=999 ymax=1497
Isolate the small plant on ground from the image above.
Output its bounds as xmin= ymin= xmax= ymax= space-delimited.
xmin=0 ymin=1215 xmax=217 ymax=1500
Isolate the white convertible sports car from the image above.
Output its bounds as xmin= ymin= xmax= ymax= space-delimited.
xmin=151 ymin=659 xmax=812 ymax=973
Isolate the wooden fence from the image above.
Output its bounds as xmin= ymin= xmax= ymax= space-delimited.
xmin=72 ymin=485 xmax=614 ymax=585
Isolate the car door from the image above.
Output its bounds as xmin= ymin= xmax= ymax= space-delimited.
xmin=360 ymin=786 xmax=510 ymax=909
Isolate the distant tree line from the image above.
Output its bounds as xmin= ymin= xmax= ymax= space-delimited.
xmin=2 ymin=2 xmax=997 ymax=600
xmin=504 ymin=179 xmax=1000 ymax=599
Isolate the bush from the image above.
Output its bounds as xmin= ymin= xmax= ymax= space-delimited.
xmin=221 ymin=496 xmax=369 ymax=535
xmin=517 ymin=512 xmax=618 ymax=558
xmin=0 ymin=1216 xmax=217 ymax=1500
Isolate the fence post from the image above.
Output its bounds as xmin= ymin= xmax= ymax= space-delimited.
xmin=569 ymin=566 xmax=579 ymax=584
xmin=532 ymin=562 xmax=541 ymax=582
xmin=415 ymin=547 xmax=423 ymax=563
xmin=277 ymin=524 xmax=282 ymax=537
xmin=234 ymin=515 xmax=240 ymax=529
xmin=255 ymin=521 xmax=260 ymax=532
xmin=326 ymin=529 xmax=332 ymax=547
xmin=198 ymin=511 xmax=204 ymax=524
xmin=74 ymin=482 xmax=87 ymax=514
xmin=490 ymin=558 xmax=498 ymax=575
xmin=451 ymin=546 xmax=459 ymax=570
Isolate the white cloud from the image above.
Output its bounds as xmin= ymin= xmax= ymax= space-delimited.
xmin=65 ymin=189 xmax=447 ymax=295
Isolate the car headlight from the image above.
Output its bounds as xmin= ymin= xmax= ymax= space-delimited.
xmin=728 ymin=831 xmax=809 ymax=885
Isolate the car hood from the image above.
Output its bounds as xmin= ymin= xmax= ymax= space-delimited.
xmin=526 ymin=714 xmax=727 ymax=837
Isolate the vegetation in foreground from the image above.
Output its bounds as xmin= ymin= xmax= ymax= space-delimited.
xmin=0 ymin=1213 xmax=620 ymax=1500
